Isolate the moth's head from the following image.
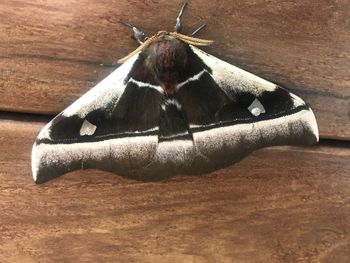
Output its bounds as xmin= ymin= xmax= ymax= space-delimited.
xmin=145 ymin=33 xmax=189 ymax=79
xmin=117 ymin=31 xmax=213 ymax=64
xmin=156 ymin=31 xmax=172 ymax=38
xmin=152 ymin=31 xmax=179 ymax=44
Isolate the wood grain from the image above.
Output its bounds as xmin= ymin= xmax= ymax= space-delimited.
xmin=0 ymin=0 xmax=349 ymax=140
xmin=0 ymin=119 xmax=349 ymax=262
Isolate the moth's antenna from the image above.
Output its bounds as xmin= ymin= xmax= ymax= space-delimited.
xmin=175 ymin=0 xmax=189 ymax=33
xmin=117 ymin=35 xmax=158 ymax=64
xmin=170 ymin=32 xmax=213 ymax=46
xmin=118 ymin=19 xmax=147 ymax=44
xmin=118 ymin=19 xmax=134 ymax=28
xmin=190 ymin=23 xmax=207 ymax=36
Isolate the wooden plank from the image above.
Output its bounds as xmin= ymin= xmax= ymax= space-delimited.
xmin=0 ymin=119 xmax=349 ymax=262
xmin=0 ymin=0 xmax=349 ymax=140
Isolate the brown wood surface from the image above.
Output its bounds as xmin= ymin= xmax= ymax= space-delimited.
xmin=0 ymin=119 xmax=349 ymax=262
xmin=1 ymin=1 xmax=350 ymax=261
xmin=1 ymin=0 xmax=350 ymax=140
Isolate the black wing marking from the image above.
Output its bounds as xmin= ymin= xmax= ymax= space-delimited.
xmin=176 ymin=71 xmax=233 ymax=125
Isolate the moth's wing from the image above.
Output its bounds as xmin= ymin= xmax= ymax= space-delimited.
xmin=32 ymin=52 xmax=163 ymax=183
xmin=32 ymin=43 xmax=320 ymax=183
xmin=174 ymin=45 xmax=319 ymax=167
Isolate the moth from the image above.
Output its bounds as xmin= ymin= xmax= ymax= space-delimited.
xmin=32 ymin=0 xmax=319 ymax=183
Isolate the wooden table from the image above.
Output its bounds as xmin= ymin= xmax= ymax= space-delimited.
xmin=1 ymin=1 xmax=349 ymax=262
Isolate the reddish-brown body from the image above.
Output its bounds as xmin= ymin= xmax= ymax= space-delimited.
xmin=146 ymin=35 xmax=188 ymax=96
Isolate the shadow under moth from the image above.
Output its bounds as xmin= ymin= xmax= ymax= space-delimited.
xmin=31 ymin=0 xmax=319 ymax=183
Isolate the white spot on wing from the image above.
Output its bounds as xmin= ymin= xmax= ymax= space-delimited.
xmin=80 ymin=119 xmax=97 ymax=136
xmin=248 ymin=98 xmax=266 ymax=116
